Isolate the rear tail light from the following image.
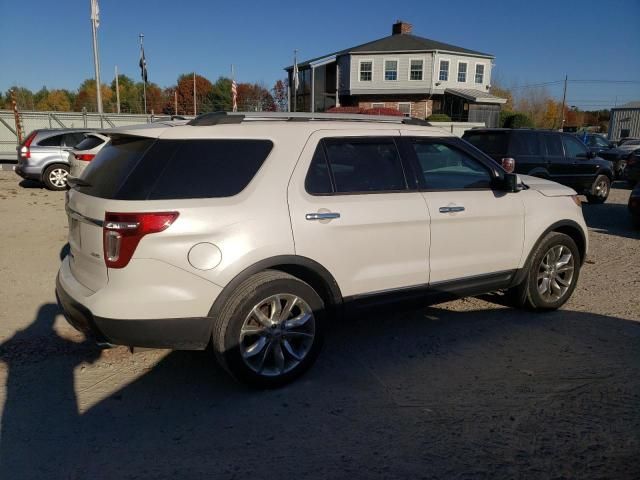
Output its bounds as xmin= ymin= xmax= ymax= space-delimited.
xmin=103 ymin=212 xmax=179 ymax=268
xmin=74 ymin=153 xmax=95 ymax=161
xmin=20 ymin=131 xmax=37 ymax=159
xmin=501 ymin=157 xmax=516 ymax=173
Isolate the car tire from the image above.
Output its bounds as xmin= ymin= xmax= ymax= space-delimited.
xmin=42 ymin=164 xmax=69 ymax=191
xmin=585 ymin=174 xmax=610 ymax=204
xmin=508 ymin=232 xmax=581 ymax=311
xmin=211 ymin=270 xmax=325 ymax=388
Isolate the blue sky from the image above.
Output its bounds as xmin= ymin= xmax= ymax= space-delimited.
xmin=1 ymin=0 xmax=639 ymax=109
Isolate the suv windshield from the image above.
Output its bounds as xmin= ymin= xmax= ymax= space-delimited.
xmin=77 ymin=136 xmax=273 ymax=200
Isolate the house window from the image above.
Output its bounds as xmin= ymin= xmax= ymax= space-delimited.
xmin=384 ymin=60 xmax=398 ymax=81
xmin=410 ymin=59 xmax=423 ymax=81
xmin=439 ymin=60 xmax=449 ymax=81
xmin=475 ymin=64 xmax=485 ymax=84
xmin=371 ymin=102 xmax=385 ymax=108
xmin=457 ymin=62 xmax=467 ymax=82
xmin=359 ymin=61 xmax=372 ymax=82
xmin=398 ymin=102 xmax=411 ymax=117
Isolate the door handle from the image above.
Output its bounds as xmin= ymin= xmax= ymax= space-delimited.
xmin=305 ymin=212 xmax=340 ymax=221
xmin=439 ymin=206 xmax=465 ymax=213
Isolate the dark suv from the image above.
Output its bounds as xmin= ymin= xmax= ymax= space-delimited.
xmin=463 ymin=129 xmax=614 ymax=203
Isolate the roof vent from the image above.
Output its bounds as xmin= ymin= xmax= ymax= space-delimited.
xmin=392 ymin=21 xmax=412 ymax=35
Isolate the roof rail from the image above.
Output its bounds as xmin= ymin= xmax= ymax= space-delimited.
xmin=187 ymin=111 xmax=431 ymax=127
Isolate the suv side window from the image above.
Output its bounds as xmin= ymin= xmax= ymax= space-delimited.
xmin=562 ymin=135 xmax=588 ymax=158
xmin=38 ymin=134 xmax=63 ymax=147
xmin=511 ymin=132 xmax=541 ymax=155
xmin=63 ymin=133 xmax=86 ymax=147
xmin=305 ymin=143 xmax=333 ymax=194
xmin=322 ymin=138 xmax=407 ymax=193
xmin=410 ymin=140 xmax=492 ymax=190
xmin=542 ymin=134 xmax=563 ymax=156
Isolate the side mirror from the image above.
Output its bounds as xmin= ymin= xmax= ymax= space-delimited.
xmin=588 ymin=150 xmax=597 ymax=159
xmin=500 ymin=173 xmax=521 ymax=192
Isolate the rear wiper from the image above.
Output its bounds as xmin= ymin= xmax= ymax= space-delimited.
xmin=67 ymin=176 xmax=92 ymax=188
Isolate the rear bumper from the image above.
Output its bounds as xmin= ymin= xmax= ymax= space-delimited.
xmin=56 ymin=259 xmax=218 ymax=350
xmin=15 ymin=164 xmax=41 ymax=180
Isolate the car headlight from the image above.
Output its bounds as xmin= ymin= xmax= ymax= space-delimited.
xmin=570 ymin=195 xmax=582 ymax=207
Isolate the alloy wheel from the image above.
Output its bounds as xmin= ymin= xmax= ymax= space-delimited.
xmin=537 ymin=245 xmax=575 ymax=302
xmin=239 ymin=294 xmax=315 ymax=377
xmin=594 ymin=178 xmax=609 ymax=199
xmin=49 ymin=168 xmax=68 ymax=188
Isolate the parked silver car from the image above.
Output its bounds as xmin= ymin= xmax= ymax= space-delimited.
xmin=69 ymin=133 xmax=110 ymax=178
xmin=15 ymin=128 xmax=95 ymax=190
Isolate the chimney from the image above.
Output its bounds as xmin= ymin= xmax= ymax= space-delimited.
xmin=392 ymin=20 xmax=412 ymax=35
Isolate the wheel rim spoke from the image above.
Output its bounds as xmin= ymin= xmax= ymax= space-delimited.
xmin=536 ymin=244 xmax=574 ymax=302
xmin=240 ymin=293 xmax=315 ymax=377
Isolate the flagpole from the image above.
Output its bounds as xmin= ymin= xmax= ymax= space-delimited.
xmin=293 ymin=49 xmax=298 ymax=113
xmin=139 ymin=33 xmax=147 ymax=115
xmin=174 ymin=90 xmax=178 ymax=115
xmin=90 ymin=0 xmax=103 ymax=114
xmin=115 ymin=65 xmax=121 ymax=113
xmin=193 ymin=72 xmax=197 ymax=116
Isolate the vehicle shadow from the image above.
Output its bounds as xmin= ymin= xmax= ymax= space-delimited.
xmin=581 ymin=197 xmax=640 ymax=240
xmin=1 ymin=304 xmax=638 ymax=479
xmin=18 ymin=179 xmax=45 ymax=189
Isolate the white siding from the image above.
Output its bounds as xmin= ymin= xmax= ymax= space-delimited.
xmin=432 ymin=52 xmax=492 ymax=93
xmin=349 ymin=53 xmax=434 ymax=92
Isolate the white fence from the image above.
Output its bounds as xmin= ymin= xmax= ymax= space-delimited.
xmin=0 ymin=110 xmax=172 ymax=158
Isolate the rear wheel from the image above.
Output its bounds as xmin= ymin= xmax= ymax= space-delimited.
xmin=211 ymin=270 xmax=325 ymax=388
xmin=508 ymin=232 xmax=581 ymax=311
xmin=585 ymin=174 xmax=610 ymax=204
xmin=42 ymin=164 xmax=69 ymax=191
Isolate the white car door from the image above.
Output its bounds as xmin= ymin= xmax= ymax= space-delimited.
xmin=403 ymin=136 xmax=525 ymax=284
xmin=287 ymin=131 xmax=431 ymax=298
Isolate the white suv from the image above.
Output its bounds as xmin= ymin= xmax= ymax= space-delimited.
xmin=57 ymin=113 xmax=588 ymax=387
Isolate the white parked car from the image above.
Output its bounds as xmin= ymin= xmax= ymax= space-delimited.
xmin=68 ymin=133 xmax=110 ymax=178
xmin=57 ymin=113 xmax=588 ymax=387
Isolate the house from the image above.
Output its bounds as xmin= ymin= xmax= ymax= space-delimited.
xmin=609 ymin=101 xmax=640 ymax=141
xmin=285 ymin=21 xmax=506 ymax=126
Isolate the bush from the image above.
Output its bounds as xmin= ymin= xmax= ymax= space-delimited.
xmin=426 ymin=113 xmax=451 ymax=122
xmin=503 ymin=112 xmax=534 ymax=128
xmin=361 ymin=107 xmax=403 ymax=116
xmin=326 ymin=106 xmax=362 ymax=114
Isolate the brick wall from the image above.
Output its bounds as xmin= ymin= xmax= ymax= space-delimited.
xmin=357 ymin=99 xmax=433 ymax=119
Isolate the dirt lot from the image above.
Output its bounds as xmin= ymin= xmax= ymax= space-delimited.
xmin=0 ymin=170 xmax=638 ymax=479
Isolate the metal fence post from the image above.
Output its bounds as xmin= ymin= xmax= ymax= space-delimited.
xmin=82 ymin=107 xmax=87 ymax=127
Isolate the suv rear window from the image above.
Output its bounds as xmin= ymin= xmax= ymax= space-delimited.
xmin=74 ymin=136 xmax=104 ymax=151
xmin=463 ymin=132 xmax=508 ymax=155
xmin=78 ymin=137 xmax=273 ymax=200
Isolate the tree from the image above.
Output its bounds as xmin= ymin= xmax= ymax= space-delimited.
xmin=504 ymin=113 xmax=534 ymax=128
xmin=173 ymin=73 xmax=213 ymax=115
xmin=489 ymin=85 xmax=514 ymax=112
xmin=36 ymin=90 xmax=72 ymax=111
xmin=33 ymin=87 xmax=50 ymax=109
xmin=202 ymin=77 xmax=233 ymax=112
xmin=272 ymin=79 xmax=288 ymax=112
xmin=142 ymin=82 xmax=165 ymax=114
xmin=74 ymin=79 xmax=113 ymax=112
xmin=5 ymin=87 xmax=35 ymax=110
xmin=237 ymin=82 xmax=275 ymax=112
xmin=111 ymin=74 xmax=141 ymax=113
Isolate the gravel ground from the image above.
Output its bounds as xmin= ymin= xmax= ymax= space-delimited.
xmin=0 ymin=170 xmax=638 ymax=479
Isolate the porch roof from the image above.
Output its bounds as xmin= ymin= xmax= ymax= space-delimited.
xmin=445 ymin=88 xmax=507 ymax=104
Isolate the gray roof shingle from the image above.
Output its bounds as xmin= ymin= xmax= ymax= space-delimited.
xmin=286 ymin=33 xmax=493 ymax=70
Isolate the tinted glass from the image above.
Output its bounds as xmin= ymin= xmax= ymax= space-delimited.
xmin=148 ymin=140 xmax=272 ymax=199
xmin=78 ymin=138 xmax=273 ymax=200
xmin=305 ymin=144 xmax=333 ymax=194
xmin=411 ymin=141 xmax=492 ymax=190
xmin=463 ymin=132 xmax=508 ymax=155
xmin=562 ymin=135 xmax=587 ymax=157
xmin=543 ymin=134 xmax=563 ymax=156
xmin=74 ymin=136 xmax=104 ymax=151
xmin=38 ymin=134 xmax=63 ymax=147
xmin=63 ymin=133 xmax=86 ymax=147
xmin=511 ymin=132 xmax=541 ymax=155
xmin=324 ymin=138 xmax=406 ymax=193
xmin=78 ymin=137 xmax=154 ymax=199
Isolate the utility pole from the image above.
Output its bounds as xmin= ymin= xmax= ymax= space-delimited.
xmin=90 ymin=0 xmax=103 ymax=113
xmin=115 ymin=65 xmax=121 ymax=114
xmin=293 ymin=49 xmax=298 ymax=112
xmin=174 ymin=90 xmax=178 ymax=115
xmin=139 ymin=33 xmax=147 ymax=115
xmin=193 ymin=72 xmax=197 ymax=116
xmin=560 ymin=74 xmax=568 ymax=131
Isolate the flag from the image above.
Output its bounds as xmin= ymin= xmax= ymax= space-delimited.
xmin=231 ymin=80 xmax=238 ymax=112
xmin=293 ymin=59 xmax=299 ymax=92
xmin=139 ymin=46 xmax=148 ymax=83
xmin=90 ymin=0 xmax=100 ymax=28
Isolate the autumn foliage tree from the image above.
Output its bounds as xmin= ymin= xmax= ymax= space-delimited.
xmin=74 ymin=79 xmax=113 ymax=112
xmin=171 ymin=73 xmax=213 ymax=115
xmin=237 ymin=82 xmax=275 ymax=112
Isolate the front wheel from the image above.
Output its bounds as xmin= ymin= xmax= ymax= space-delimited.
xmin=42 ymin=164 xmax=69 ymax=191
xmin=585 ymin=174 xmax=610 ymax=204
xmin=508 ymin=232 xmax=581 ymax=311
xmin=211 ymin=270 xmax=325 ymax=388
